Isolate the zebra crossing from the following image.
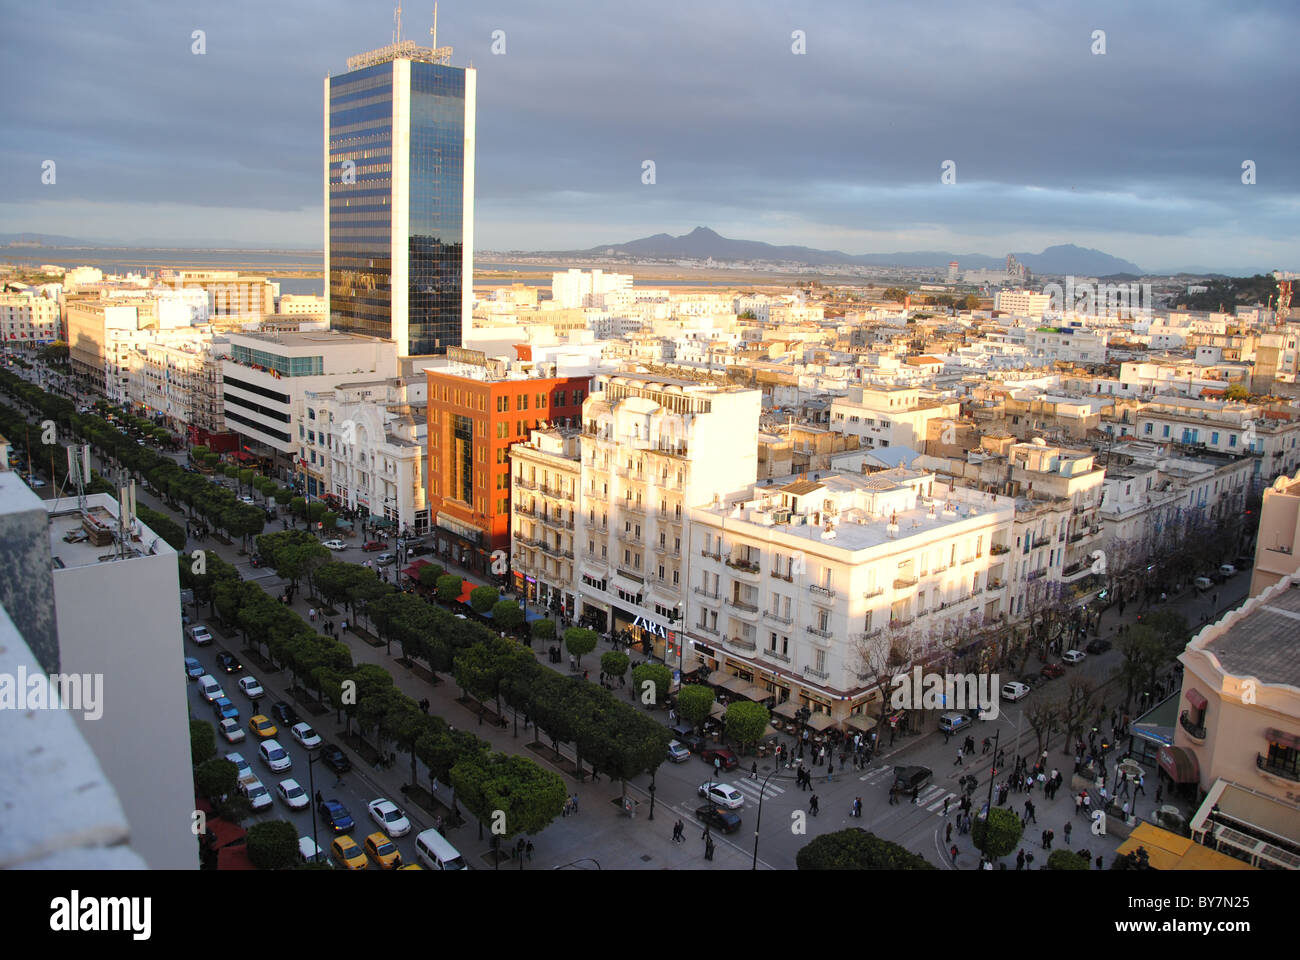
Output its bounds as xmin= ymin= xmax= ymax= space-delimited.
xmin=728 ymin=777 xmax=787 ymax=803
xmin=858 ymin=766 xmax=958 ymax=814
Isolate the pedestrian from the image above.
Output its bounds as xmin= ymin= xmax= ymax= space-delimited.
xmin=1040 ymin=829 xmax=1048 ymax=850
xmin=954 ymin=749 xmax=963 ymax=767
xmin=705 ymin=837 xmax=715 ymax=861
xmin=809 ymin=794 xmax=820 ymax=816
xmin=945 ymin=821 xmax=953 ymax=843
xmin=315 ymin=789 xmax=323 ymax=805
xmin=1064 ymin=821 xmax=1072 ymax=844
xmin=943 ymin=795 xmax=950 ymax=817
xmin=1096 ymin=855 xmax=1103 ymax=870
xmin=827 ymin=760 xmax=834 ymax=781
xmin=912 ymin=784 xmax=921 ymax=805
xmin=701 ymin=821 xmax=711 ymax=841
xmin=309 ymin=607 xmax=316 ymax=623
xmin=1046 ymin=829 xmax=1054 ymax=849
xmin=1155 ymin=784 xmax=1163 ymax=805
xmin=1016 ymin=848 xmax=1026 ymax=870
xmin=750 ymin=761 xmax=758 ymax=780
xmin=1135 ymin=774 xmax=1146 ymax=797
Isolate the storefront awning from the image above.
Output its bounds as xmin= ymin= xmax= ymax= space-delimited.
xmin=1185 ymin=688 xmax=1207 ymax=712
xmin=845 ymin=714 xmax=877 ymax=732
xmin=707 ymin=670 xmax=749 ymax=694
xmin=773 ymin=700 xmax=800 ymax=720
xmin=806 ymin=712 xmax=838 ymax=731
xmin=457 ymin=580 xmax=480 ymax=605
xmin=1266 ymin=728 xmax=1300 ymax=751
xmin=1158 ymin=745 xmax=1200 ymax=784
xmin=709 ymin=703 xmax=727 ymax=720
xmin=734 ymin=682 xmax=768 ymax=701
xmin=402 ymin=559 xmax=432 ymax=580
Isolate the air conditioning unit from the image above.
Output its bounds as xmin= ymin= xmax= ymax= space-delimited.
xmin=772 ymin=508 xmax=791 ymax=524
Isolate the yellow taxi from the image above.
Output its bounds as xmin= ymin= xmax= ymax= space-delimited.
xmin=364 ymin=831 xmax=403 ymax=869
xmin=331 ymin=835 xmax=369 ymax=871
xmin=397 ymin=864 xmax=424 ymax=870
xmin=248 ymin=714 xmax=278 ymax=739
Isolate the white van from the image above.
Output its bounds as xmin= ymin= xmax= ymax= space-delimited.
xmin=298 ymin=836 xmax=325 ymax=864
xmin=414 ymin=829 xmax=468 ymax=871
xmin=198 ymin=675 xmax=224 ymax=703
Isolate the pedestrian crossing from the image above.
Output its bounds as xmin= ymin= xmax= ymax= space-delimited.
xmin=857 ymin=766 xmax=958 ymax=815
xmin=729 ymin=777 xmax=786 ymax=802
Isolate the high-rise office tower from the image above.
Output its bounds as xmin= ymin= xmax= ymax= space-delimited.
xmin=324 ymin=16 xmax=475 ymax=356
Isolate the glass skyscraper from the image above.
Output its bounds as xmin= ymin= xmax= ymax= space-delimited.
xmin=324 ymin=54 xmax=475 ymax=356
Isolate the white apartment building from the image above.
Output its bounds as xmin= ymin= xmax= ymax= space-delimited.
xmin=220 ymin=330 xmax=399 ymax=484
xmin=830 ymin=384 xmax=961 ymax=451
xmin=1025 ymin=325 xmax=1109 ymax=363
xmin=686 ymin=470 xmax=1016 ymax=726
xmin=278 ymin=294 xmax=327 ymax=317
xmin=994 ymin=290 xmax=1051 ymax=317
xmin=574 ymin=374 xmax=762 ymax=654
xmin=126 ymin=335 xmax=232 ymax=440
xmin=551 ymin=269 xmax=633 ymax=309
xmin=0 ymin=291 xmax=60 ymax=346
xmin=303 ymin=377 xmax=428 ymax=532
xmin=510 ymin=426 xmax=583 ymax=615
xmin=1133 ymin=399 xmax=1300 ymax=484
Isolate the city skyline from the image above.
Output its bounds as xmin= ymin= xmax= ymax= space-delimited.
xmin=1 ymin=1 xmax=1298 ymax=275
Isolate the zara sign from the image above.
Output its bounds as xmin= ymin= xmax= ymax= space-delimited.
xmin=632 ymin=614 xmax=668 ymax=639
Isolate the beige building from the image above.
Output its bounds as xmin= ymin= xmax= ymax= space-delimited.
xmin=829 ymin=384 xmax=961 ymax=452
xmin=1249 ymin=470 xmax=1300 ymax=597
xmin=66 ymin=296 xmax=158 ymax=393
xmin=1174 ymin=574 xmax=1300 ymax=868
xmin=510 ymin=426 xmax=582 ymax=614
xmin=0 ymin=292 xmax=60 ymax=345
xmin=160 ymin=270 xmax=275 ymax=326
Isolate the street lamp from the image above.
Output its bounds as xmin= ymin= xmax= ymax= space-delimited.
xmin=750 ymin=767 xmax=788 ymax=870
xmin=306 ymin=751 xmax=322 ymax=864
xmin=978 ymin=728 xmax=1001 ymax=863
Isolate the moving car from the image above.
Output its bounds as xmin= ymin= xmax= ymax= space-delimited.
xmin=270 ymin=701 xmax=300 ymax=729
xmin=319 ymin=743 xmax=352 ymax=774
xmin=699 ymin=747 xmax=738 ymax=771
xmin=276 ymin=778 xmax=309 ymax=810
xmin=1001 ymin=681 xmax=1030 ymax=702
xmin=248 ymin=714 xmax=278 ymax=739
xmin=1062 ymin=649 xmax=1087 ymax=665
xmin=184 ymin=657 xmax=205 ymax=681
xmin=891 ymin=765 xmax=933 ymax=794
xmin=322 ymin=539 xmax=346 ymax=551
xmin=187 ymin=624 xmax=213 ymax=646
xmin=1193 ymin=576 xmax=1214 ymax=592
xmin=239 ymin=496 xmax=256 ymax=505
xmin=1084 ymin=638 xmax=1112 ymax=655
xmin=413 ymin=829 xmax=468 ymax=871
xmin=362 ymin=540 xmax=387 ymax=552
xmin=937 ymin=712 xmax=972 ymax=735
xmin=211 ymin=696 xmax=240 ymax=723
xmin=365 ymin=832 xmax=403 ymax=869
xmin=318 ymin=798 xmax=355 ymax=833
xmin=237 ymin=676 xmax=264 ymax=699
xmin=1216 ymin=563 xmax=1237 ymax=582
xmin=298 ymin=837 xmax=325 ymax=864
xmin=290 ymin=722 xmax=322 ymax=750
xmin=258 ymin=738 xmax=292 ymax=773
xmin=694 ymin=804 xmax=742 ymax=834
xmin=218 ymin=718 xmax=246 ymax=743
xmin=215 ymin=652 xmax=243 ymax=674
xmin=375 ymin=553 xmax=396 ymax=566
xmin=331 ymin=835 xmax=369 ymax=870
xmin=1039 ymin=663 xmax=1066 ymax=680
xmin=225 ymin=752 xmax=252 ymax=783
xmin=697 ymin=782 xmax=745 ymax=809
xmin=368 ymin=798 xmax=412 ymax=837
xmin=197 ymin=675 xmax=223 ymax=703
xmin=667 ymin=740 xmax=691 ymax=763
xmin=240 ymin=777 xmax=272 ymax=812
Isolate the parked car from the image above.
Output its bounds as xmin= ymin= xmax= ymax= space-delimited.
xmin=668 ymin=724 xmax=704 ymax=753
xmin=362 ymin=540 xmax=387 ymax=552
xmin=1085 ymin=638 xmax=1112 ymax=655
xmin=406 ymin=543 xmax=433 ymax=557
xmin=1062 ymin=649 xmax=1087 ymax=665
xmin=891 ymin=765 xmax=933 ymax=794
xmin=368 ymin=798 xmax=412 ymax=837
xmin=318 ymin=798 xmax=355 ymax=833
xmin=1001 ymin=681 xmax=1031 ymax=702
xmin=322 ymin=539 xmax=346 ymax=551
xmin=375 ymin=553 xmax=396 ymax=566
xmin=187 ymin=624 xmax=213 ymax=646
xmin=184 ymin=657 xmax=205 ymax=681
xmin=1040 ymin=663 xmax=1066 ymax=680
xmin=699 ymin=747 xmax=739 ymax=771
xmin=249 ymin=554 xmax=265 ymax=568
xmin=215 ymin=651 xmax=243 ymax=674
xmin=1193 ymin=576 xmax=1214 ymax=592
xmin=697 ymin=782 xmax=745 ymax=809
xmin=1216 ymin=563 xmax=1237 ymax=582
xmin=667 ymin=740 xmax=691 ymax=763
xmin=225 ymin=751 xmax=253 ymax=783
xmin=270 ymin=701 xmax=300 ymax=729
xmin=319 ymin=743 xmax=352 ymax=774
xmin=694 ymin=804 xmax=742 ymax=834
xmin=237 ymin=676 xmax=264 ymax=699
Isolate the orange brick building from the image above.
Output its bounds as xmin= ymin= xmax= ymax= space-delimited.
xmin=425 ymin=366 xmax=589 ymax=578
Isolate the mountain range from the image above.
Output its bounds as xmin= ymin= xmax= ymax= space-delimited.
xmin=547 ymin=226 xmax=1145 ymax=276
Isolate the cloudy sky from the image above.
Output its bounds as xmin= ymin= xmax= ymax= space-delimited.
xmin=1 ymin=0 xmax=1297 ymax=273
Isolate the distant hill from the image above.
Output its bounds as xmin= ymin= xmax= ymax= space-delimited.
xmin=548 ymin=227 xmax=1144 ymax=276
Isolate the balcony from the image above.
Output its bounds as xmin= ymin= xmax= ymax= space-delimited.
xmin=1027 ymin=568 xmax=1046 ymax=581
xmin=893 ymin=577 xmax=918 ymax=589
xmin=1179 ymin=711 xmax=1206 ymax=741
xmin=809 ymin=584 xmax=837 ymax=599
xmin=696 ymin=622 xmax=719 ymax=637
xmin=652 ymin=578 xmax=680 ymax=595
xmin=515 ymin=476 xmax=537 ymax=490
xmin=616 ymin=568 xmax=644 ymax=584
xmin=727 ymin=635 xmax=757 ymax=652
xmin=1255 ymin=754 xmax=1300 ymax=782
xmin=889 ymin=617 xmax=913 ymax=628
xmin=987 ymin=579 xmax=1006 ymax=591
xmin=514 ymin=504 xmax=536 ymax=518
xmin=693 ymin=587 xmax=720 ymax=600
xmin=622 ymin=501 xmax=646 ymax=516
xmin=806 ymin=624 xmax=833 ymax=639
xmin=726 ymin=598 xmax=759 ymax=613
xmin=539 ymin=485 xmax=573 ymax=501
xmin=770 ymin=570 xmax=794 ymax=582
xmin=1032 ymin=536 xmax=1051 ymax=549
xmin=852 ymin=628 xmax=883 ymax=643
xmin=961 ymin=556 xmax=975 ymax=565
xmin=726 ymin=556 xmax=761 ymax=575
xmin=862 ymin=586 xmax=885 ymax=600
xmin=801 ymin=665 xmax=831 ymax=681
xmin=540 ymin=516 xmax=575 ymax=531
xmin=763 ymin=610 xmax=793 ymax=625
xmin=761 ymin=648 xmax=791 ymax=664
xmin=700 ymin=549 xmax=722 ymax=561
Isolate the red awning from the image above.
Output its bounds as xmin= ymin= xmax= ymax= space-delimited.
xmin=1266 ymin=728 xmax=1300 ymax=751
xmin=1185 ymin=688 xmax=1207 ymax=711
xmin=217 ymin=844 xmax=255 ymax=870
xmin=1158 ymin=745 xmax=1200 ymax=784
xmin=206 ymin=818 xmax=247 ymax=850
xmin=457 ymin=580 xmax=479 ymax=605
xmin=402 ymin=559 xmax=432 ymax=580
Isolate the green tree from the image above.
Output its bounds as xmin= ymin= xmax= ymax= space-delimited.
xmin=630 ymin=662 xmax=672 ymax=706
xmin=724 ymin=700 xmax=770 ymax=753
xmin=563 ymin=626 xmax=598 ymax=667
xmin=972 ymin=807 xmax=1023 ymax=859
xmin=321 ymin=510 xmax=339 ymax=532
xmin=245 ymin=820 xmax=299 ymax=870
xmin=883 ymin=286 xmax=909 ymax=303
xmin=190 ymin=719 xmax=217 ymax=766
xmin=469 ymin=585 xmax=499 ymax=614
xmin=600 ymin=650 xmax=629 ymax=684
xmin=491 ymin=599 xmax=525 ymax=632
xmin=224 ymin=463 xmax=240 ymax=480
xmin=237 ymin=467 xmax=254 ymax=494
xmin=435 ymin=574 xmax=463 ymax=604
xmin=1224 ymin=383 xmax=1250 ymax=402
xmin=796 ymin=830 xmax=936 ymax=870
xmin=417 ymin=563 xmax=445 ymax=588
xmin=289 ymin=496 xmax=306 ymax=519
xmin=675 ymin=683 xmax=715 ymax=731
xmin=530 ymin=618 xmax=556 ymax=644
xmin=962 ymin=293 xmax=981 ymax=310
xmin=194 ymin=757 xmax=238 ymax=800
xmin=450 ymin=752 xmax=568 ymax=844
xmin=1048 ymin=849 xmax=1091 ymax=870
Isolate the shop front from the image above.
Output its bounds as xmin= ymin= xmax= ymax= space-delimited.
xmin=612 ymin=606 xmax=681 ymax=662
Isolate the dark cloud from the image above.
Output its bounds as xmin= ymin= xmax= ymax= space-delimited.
xmin=0 ymin=0 xmax=1295 ymax=272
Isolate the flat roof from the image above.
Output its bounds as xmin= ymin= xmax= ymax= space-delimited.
xmin=1202 ymin=580 xmax=1300 ymax=688
xmin=45 ymin=503 xmax=169 ymax=569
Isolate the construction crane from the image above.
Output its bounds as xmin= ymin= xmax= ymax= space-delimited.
xmin=1273 ymin=271 xmax=1295 ymax=325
